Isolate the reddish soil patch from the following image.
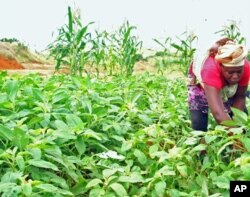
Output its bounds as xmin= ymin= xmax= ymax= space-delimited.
xmin=0 ymin=55 xmax=24 ymax=69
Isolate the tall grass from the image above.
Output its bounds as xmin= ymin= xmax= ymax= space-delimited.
xmin=48 ymin=6 xmax=93 ymax=76
xmin=215 ymin=20 xmax=246 ymax=44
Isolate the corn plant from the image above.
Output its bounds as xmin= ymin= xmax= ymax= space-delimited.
xmin=48 ymin=6 xmax=93 ymax=76
xmin=153 ymin=37 xmax=173 ymax=75
xmin=215 ymin=20 xmax=245 ymax=44
xmin=112 ymin=21 xmax=142 ymax=76
xmin=104 ymin=35 xmax=119 ymax=75
xmin=171 ymin=31 xmax=197 ymax=75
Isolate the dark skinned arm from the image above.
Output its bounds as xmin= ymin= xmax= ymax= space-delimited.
xmin=231 ymin=85 xmax=247 ymax=111
xmin=204 ymin=84 xmax=231 ymax=124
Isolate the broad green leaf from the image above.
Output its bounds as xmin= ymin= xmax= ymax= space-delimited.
xmin=54 ymin=120 xmax=69 ymax=130
xmin=5 ymin=79 xmax=19 ymax=102
xmin=89 ymin=188 xmax=105 ymax=197
xmin=65 ymin=168 xmax=79 ymax=182
xmin=36 ymin=184 xmax=57 ymax=193
xmin=157 ymin=165 xmax=176 ymax=176
xmin=16 ymin=155 xmax=25 ymax=171
xmin=241 ymin=137 xmax=250 ymax=152
xmin=0 ymin=124 xmax=13 ymax=141
xmin=149 ymin=144 xmax=158 ymax=158
xmin=82 ymin=99 xmax=92 ymax=113
xmin=70 ymin=181 xmax=87 ymax=196
xmin=169 ymin=189 xmax=181 ymax=197
xmin=43 ymin=171 xmax=69 ymax=190
xmin=52 ymin=90 xmax=68 ymax=104
xmin=93 ymin=106 xmax=108 ymax=117
xmin=213 ymin=176 xmax=229 ymax=189
xmin=138 ymin=114 xmax=153 ymax=125
xmin=118 ymin=172 xmax=144 ymax=183
xmin=1 ymin=171 xmax=23 ymax=182
xmin=12 ymin=128 xmax=29 ymax=150
xmin=221 ymin=120 xmax=239 ymax=127
xmin=201 ymin=178 xmax=209 ymax=197
xmin=75 ymin=136 xmax=86 ymax=155
xmin=0 ymin=94 xmax=8 ymax=104
xmin=121 ymin=141 xmax=132 ymax=152
xmin=231 ymin=107 xmax=248 ymax=124
xmin=0 ymin=183 xmax=16 ymax=192
xmin=28 ymin=159 xmax=59 ymax=171
xmin=45 ymin=154 xmax=67 ymax=169
xmin=66 ymin=114 xmax=83 ymax=128
xmin=27 ymin=116 xmax=44 ymax=126
xmin=83 ymin=129 xmax=102 ymax=141
xmin=134 ymin=149 xmax=147 ymax=165
xmin=32 ymin=88 xmax=45 ymax=102
xmin=191 ymin=144 xmax=207 ymax=153
xmin=176 ymin=163 xmax=188 ymax=177
xmin=241 ymin=164 xmax=250 ymax=179
xmin=86 ymin=179 xmax=103 ymax=188
xmin=184 ymin=137 xmax=198 ymax=145
xmin=22 ymin=182 xmax=32 ymax=196
xmin=97 ymin=150 xmax=125 ymax=160
xmin=53 ymin=129 xmax=76 ymax=141
xmin=45 ymin=145 xmax=62 ymax=157
xmin=37 ymin=183 xmax=73 ymax=196
xmin=57 ymin=188 xmax=74 ymax=196
xmin=155 ymin=181 xmax=166 ymax=197
xmin=109 ymin=183 xmax=127 ymax=197
xmin=28 ymin=148 xmax=42 ymax=160
xmin=204 ymin=135 xmax=217 ymax=144
xmin=102 ymin=169 xmax=117 ymax=178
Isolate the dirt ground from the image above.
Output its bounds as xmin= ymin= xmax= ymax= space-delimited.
xmin=0 ymin=41 xmax=184 ymax=79
xmin=0 ymin=57 xmax=56 ymax=76
xmin=0 ymin=51 xmax=156 ymax=76
xmin=0 ymin=55 xmax=24 ymax=69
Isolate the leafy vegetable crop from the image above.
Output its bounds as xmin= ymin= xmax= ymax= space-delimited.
xmin=0 ymin=71 xmax=250 ymax=196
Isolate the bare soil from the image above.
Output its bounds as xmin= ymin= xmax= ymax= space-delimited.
xmin=0 ymin=55 xmax=24 ymax=69
xmin=0 ymin=41 xmax=184 ymax=79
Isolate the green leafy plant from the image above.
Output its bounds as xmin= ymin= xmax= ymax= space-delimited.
xmin=89 ymin=31 xmax=109 ymax=77
xmin=48 ymin=6 xmax=93 ymax=76
xmin=153 ymin=37 xmax=173 ymax=74
xmin=1 ymin=66 xmax=250 ymax=196
xmin=112 ymin=21 xmax=143 ymax=76
xmin=215 ymin=20 xmax=246 ymax=44
xmin=171 ymin=31 xmax=197 ymax=75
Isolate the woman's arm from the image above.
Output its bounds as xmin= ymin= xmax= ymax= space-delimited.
xmin=204 ymin=84 xmax=231 ymax=124
xmin=232 ymin=85 xmax=248 ymax=110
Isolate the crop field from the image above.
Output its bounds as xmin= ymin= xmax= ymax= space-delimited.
xmin=1 ymin=7 xmax=250 ymax=197
xmin=1 ymin=71 xmax=250 ymax=197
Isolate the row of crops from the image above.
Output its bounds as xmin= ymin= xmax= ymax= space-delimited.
xmin=1 ymin=71 xmax=250 ymax=197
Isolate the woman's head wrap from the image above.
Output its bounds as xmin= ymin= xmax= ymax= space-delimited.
xmin=215 ymin=41 xmax=247 ymax=67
